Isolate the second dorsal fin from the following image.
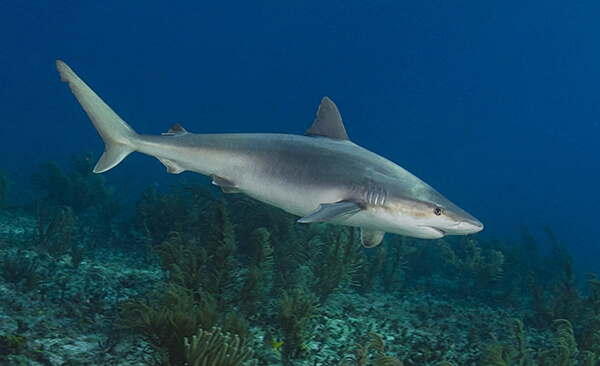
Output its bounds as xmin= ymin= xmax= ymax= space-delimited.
xmin=162 ymin=123 xmax=188 ymax=136
xmin=305 ymin=97 xmax=350 ymax=141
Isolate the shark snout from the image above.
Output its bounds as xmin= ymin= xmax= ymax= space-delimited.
xmin=455 ymin=218 xmax=484 ymax=234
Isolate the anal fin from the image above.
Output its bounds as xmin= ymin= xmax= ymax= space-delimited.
xmin=298 ymin=200 xmax=361 ymax=223
xmin=360 ymin=229 xmax=385 ymax=248
xmin=157 ymin=158 xmax=186 ymax=174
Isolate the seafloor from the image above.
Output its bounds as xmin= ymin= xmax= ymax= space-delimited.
xmin=0 ymin=159 xmax=598 ymax=365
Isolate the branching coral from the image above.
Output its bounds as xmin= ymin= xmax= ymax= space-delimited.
xmin=184 ymin=326 xmax=257 ymax=366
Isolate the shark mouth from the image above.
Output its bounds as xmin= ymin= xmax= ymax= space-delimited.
xmin=431 ymin=227 xmax=446 ymax=236
xmin=419 ymin=226 xmax=446 ymax=237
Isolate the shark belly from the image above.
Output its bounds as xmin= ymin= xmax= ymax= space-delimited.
xmin=135 ymin=133 xmax=352 ymax=217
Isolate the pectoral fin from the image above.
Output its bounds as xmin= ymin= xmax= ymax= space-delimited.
xmin=360 ymin=229 xmax=385 ymax=248
xmin=211 ymin=175 xmax=241 ymax=193
xmin=298 ymin=200 xmax=361 ymax=223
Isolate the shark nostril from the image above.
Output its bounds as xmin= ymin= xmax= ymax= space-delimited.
xmin=458 ymin=220 xmax=484 ymax=232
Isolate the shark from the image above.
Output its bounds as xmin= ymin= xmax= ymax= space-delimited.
xmin=56 ymin=60 xmax=483 ymax=247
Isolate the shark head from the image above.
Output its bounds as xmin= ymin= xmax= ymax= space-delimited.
xmin=382 ymin=186 xmax=484 ymax=239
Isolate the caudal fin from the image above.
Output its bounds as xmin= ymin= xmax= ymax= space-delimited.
xmin=56 ymin=60 xmax=139 ymax=173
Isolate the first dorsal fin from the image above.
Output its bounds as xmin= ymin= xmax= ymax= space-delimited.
xmin=305 ymin=97 xmax=350 ymax=141
xmin=162 ymin=123 xmax=188 ymax=136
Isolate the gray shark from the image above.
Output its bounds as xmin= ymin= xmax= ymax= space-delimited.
xmin=56 ymin=60 xmax=483 ymax=247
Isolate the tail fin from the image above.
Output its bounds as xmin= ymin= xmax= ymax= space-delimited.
xmin=56 ymin=60 xmax=139 ymax=173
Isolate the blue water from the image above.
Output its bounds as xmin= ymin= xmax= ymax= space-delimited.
xmin=2 ymin=2 xmax=600 ymax=272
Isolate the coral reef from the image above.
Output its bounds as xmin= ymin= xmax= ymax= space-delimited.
xmin=2 ymin=166 xmax=600 ymax=365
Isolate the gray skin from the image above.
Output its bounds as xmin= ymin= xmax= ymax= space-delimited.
xmin=56 ymin=60 xmax=483 ymax=247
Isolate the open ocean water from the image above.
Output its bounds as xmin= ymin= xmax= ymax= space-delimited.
xmin=1 ymin=2 xmax=600 ymax=365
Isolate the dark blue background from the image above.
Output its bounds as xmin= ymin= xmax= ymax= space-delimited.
xmin=2 ymin=2 xmax=599 ymax=272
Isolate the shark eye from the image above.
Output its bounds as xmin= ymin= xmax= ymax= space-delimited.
xmin=433 ymin=207 xmax=442 ymax=216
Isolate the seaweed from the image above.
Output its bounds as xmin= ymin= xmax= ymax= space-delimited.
xmin=203 ymin=200 xmax=239 ymax=307
xmin=1 ymin=250 xmax=43 ymax=291
xmin=119 ymin=284 xmax=220 ymax=365
xmin=381 ymin=236 xmax=410 ymax=292
xmin=310 ymin=226 xmax=364 ymax=302
xmin=155 ymin=231 xmax=207 ymax=290
xmin=135 ymin=183 xmax=215 ymax=245
xmin=577 ymin=274 xmax=600 ymax=357
xmin=0 ymin=167 xmax=12 ymax=208
xmin=483 ymin=319 xmax=532 ymax=366
xmin=238 ymin=227 xmax=274 ymax=316
xmin=549 ymin=259 xmax=583 ymax=325
xmin=35 ymin=204 xmax=75 ymax=258
xmin=527 ymin=259 xmax=583 ymax=329
xmin=538 ymin=319 xmax=578 ymax=366
xmin=290 ymin=224 xmax=364 ymax=302
xmin=341 ymin=332 xmax=403 ymax=366
xmin=70 ymin=243 xmax=85 ymax=268
xmin=454 ymin=237 xmax=505 ymax=295
xmin=276 ymin=288 xmax=320 ymax=360
xmin=184 ymin=326 xmax=257 ymax=366
xmin=31 ymin=152 xmax=115 ymax=214
xmin=135 ymin=186 xmax=196 ymax=245
xmin=0 ymin=334 xmax=27 ymax=356
xmin=359 ymin=244 xmax=386 ymax=295
xmin=485 ymin=319 xmax=584 ymax=366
